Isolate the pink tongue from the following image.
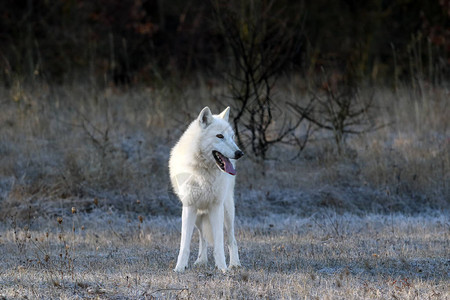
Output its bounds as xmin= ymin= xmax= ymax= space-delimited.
xmin=219 ymin=153 xmax=236 ymax=175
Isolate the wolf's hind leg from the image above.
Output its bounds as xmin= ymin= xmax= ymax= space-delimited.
xmin=194 ymin=214 xmax=208 ymax=266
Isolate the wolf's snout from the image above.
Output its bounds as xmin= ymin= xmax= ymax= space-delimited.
xmin=234 ymin=150 xmax=244 ymax=160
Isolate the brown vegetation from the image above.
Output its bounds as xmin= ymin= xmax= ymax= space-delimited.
xmin=0 ymin=213 xmax=448 ymax=299
xmin=0 ymin=1 xmax=448 ymax=298
xmin=0 ymin=81 xmax=448 ymax=218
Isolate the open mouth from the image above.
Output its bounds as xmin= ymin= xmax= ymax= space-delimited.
xmin=212 ymin=151 xmax=236 ymax=175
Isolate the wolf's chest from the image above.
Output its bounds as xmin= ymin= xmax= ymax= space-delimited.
xmin=175 ymin=172 xmax=227 ymax=209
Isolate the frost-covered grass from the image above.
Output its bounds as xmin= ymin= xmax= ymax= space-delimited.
xmin=0 ymin=83 xmax=448 ymax=217
xmin=0 ymin=82 xmax=448 ymax=298
xmin=0 ymin=212 xmax=448 ymax=299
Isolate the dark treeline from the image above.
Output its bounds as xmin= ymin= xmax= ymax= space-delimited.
xmin=0 ymin=0 xmax=448 ymax=86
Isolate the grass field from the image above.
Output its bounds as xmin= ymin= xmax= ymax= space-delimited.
xmin=0 ymin=213 xmax=448 ymax=299
xmin=0 ymin=81 xmax=449 ymax=299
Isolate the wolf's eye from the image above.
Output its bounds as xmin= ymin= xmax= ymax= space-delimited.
xmin=216 ymin=134 xmax=224 ymax=139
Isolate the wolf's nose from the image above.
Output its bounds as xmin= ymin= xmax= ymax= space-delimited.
xmin=234 ymin=150 xmax=244 ymax=159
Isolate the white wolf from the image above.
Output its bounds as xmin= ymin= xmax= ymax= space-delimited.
xmin=169 ymin=106 xmax=244 ymax=272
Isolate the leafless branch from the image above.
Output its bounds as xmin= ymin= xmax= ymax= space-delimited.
xmin=213 ymin=0 xmax=306 ymax=160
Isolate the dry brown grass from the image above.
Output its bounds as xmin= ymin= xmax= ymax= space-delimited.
xmin=0 ymin=81 xmax=448 ymax=298
xmin=0 ymin=82 xmax=448 ymax=218
xmin=0 ymin=213 xmax=448 ymax=299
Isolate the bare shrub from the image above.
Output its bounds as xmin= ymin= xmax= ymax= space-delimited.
xmin=213 ymin=0 xmax=307 ymax=160
xmin=289 ymin=71 xmax=378 ymax=153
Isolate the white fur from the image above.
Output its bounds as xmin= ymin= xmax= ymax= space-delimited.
xmin=169 ymin=106 xmax=242 ymax=272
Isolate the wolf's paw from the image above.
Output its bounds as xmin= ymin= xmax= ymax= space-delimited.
xmin=229 ymin=263 xmax=242 ymax=270
xmin=193 ymin=259 xmax=208 ymax=267
xmin=229 ymin=259 xmax=241 ymax=269
xmin=173 ymin=265 xmax=187 ymax=273
xmin=215 ymin=264 xmax=228 ymax=273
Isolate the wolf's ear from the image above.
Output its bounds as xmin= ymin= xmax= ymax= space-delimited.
xmin=198 ymin=106 xmax=213 ymax=128
xmin=218 ymin=106 xmax=230 ymax=122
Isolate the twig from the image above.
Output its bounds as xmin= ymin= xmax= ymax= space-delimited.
xmin=142 ymin=287 xmax=188 ymax=297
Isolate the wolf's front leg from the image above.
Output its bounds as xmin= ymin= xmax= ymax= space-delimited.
xmin=224 ymin=195 xmax=241 ymax=268
xmin=209 ymin=204 xmax=227 ymax=272
xmin=174 ymin=205 xmax=196 ymax=272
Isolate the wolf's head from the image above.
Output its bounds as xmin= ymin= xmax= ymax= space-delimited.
xmin=197 ymin=106 xmax=244 ymax=176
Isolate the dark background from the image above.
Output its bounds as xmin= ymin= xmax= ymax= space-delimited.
xmin=1 ymin=0 xmax=448 ymax=86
